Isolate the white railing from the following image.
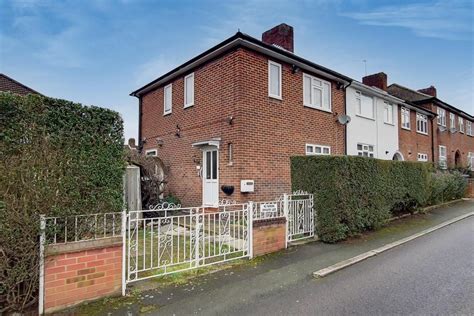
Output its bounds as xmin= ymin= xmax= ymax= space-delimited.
xmin=126 ymin=203 xmax=252 ymax=284
xmin=286 ymin=191 xmax=314 ymax=242
xmin=252 ymin=198 xmax=285 ymax=220
xmin=42 ymin=212 xmax=123 ymax=245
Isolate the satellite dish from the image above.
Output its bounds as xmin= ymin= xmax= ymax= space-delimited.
xmin=337 ymin=115 xmax=351 ymax=125
xmin=438 ymin=126 xmax=447 ymax=132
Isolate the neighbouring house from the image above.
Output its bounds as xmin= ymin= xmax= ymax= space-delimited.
xmin=131 ymin=24 xmax=352 ymax=206
xmin=387 ymin=83 xmax=474 ymax=169
xmin=346 ymin=73 xmax=405 ymax=160
xmin=0 ymin=73 xmax=41 ymax=95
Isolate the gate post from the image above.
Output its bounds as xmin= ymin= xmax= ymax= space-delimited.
xmin=283 ymin=193 xmax=289 ymax=248
xmin=121 ymin=209 xmax=127 ymax=296
xmin=194 ymin=208 xmax=201 ymax=267
xmin=38 ymin=215 xmax=46 ymax=315
xmin=248 ymin=202 xmax=254 ymax=259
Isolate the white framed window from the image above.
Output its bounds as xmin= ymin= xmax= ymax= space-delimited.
xmin=268 ymin=60 xmax=282 ymax=99
xmin=449 ymin=113 xmax=455 ymax=129
xmin=439 ymin=145 xmax=447 ymax=169
xmin=416 ymin=113 xmax=428 ymax=134
xmin=357 ymin=143 xmax=375 ymax=158
xmin=228 ymin=143 xmax=233 ymax=165
xmin=145 ymin=149 xmax=158 ymax=157
xmin=468 ymin=152 xmax=474 ymax=171
xmin=355 ymin=91 xmax=374 ymax=119
xmin=417 ymin=153 xmax=428 ymax=162
xmin=459 ymin=117 xmax=464 ymax=133
xmin=306 ymin=144 xmax=331 ymax=156
xmin=303 ymin=73 xmax=331 ymax=112
xmin=384 ymin=102 xmax=394 ymax=124
xmin=401 ymin=107 xmax=410 ymax=130
xmin=437 ymin=108 xmax=446 ymax=126
xmin=184 ymin=73 xmax=194 ymax=108
xmin=164 ymin=84 xmax=172 ymax=115
xmin=467 ymin=121 xmax=472 ymax=136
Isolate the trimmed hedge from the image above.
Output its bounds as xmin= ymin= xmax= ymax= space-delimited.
xmin=291 ymin=156 xmax=466 ymax=243
xmin=0 ymin=92 xmax=124 ymax=312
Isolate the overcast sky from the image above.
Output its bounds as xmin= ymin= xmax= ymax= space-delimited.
xmin=1 ymin=0 xmax=473 ymax=141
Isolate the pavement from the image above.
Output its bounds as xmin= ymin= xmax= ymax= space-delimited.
xmin=74 ymin=199 xmax=474 ymax=315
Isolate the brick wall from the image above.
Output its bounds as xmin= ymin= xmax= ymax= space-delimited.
xmin=467 ymin=179 xmax=474 ymax=198
xmin=140 ymin=47 xmax=346 ymax=206
xmin=43 ymin=238 xmax=122 ymax=313
xmin=252 ymin=218 xmax=286 ymax=256
xmin=397 ymin=106 xmax=433 ymax=162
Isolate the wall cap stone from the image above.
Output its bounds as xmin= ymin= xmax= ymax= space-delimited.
xmin=46 ymin=236 xmax=122 ymax=257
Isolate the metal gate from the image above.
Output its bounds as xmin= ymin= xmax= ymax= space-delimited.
xmin=286 ymin=191 xmax=314 ymax=242
xmin=126 ymin=202 xmax=252 ymax=284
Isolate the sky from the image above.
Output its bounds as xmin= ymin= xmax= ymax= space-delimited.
xmin=1 ymin=0 xmax=473 ymax=141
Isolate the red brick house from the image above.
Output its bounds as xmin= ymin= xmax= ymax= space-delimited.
xmin=0 ymin=73 xmax=41 ymax=95
xmin=131 ymin=24 xmax=352 ymax=206
xmin=387 ymin=84 xmax=474 ymax=168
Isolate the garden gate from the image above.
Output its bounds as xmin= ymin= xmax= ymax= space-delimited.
xmin=286 ymin=191 xmax=315 ymax=242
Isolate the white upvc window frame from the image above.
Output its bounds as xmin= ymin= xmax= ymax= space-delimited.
xmin=184 ymin=73 xmax=194 ymax=108
xmin=401 ymin=107 xmax=410 ymax=130
xmin=438 ymin=145 xmax=447 ymax=169
xmin=268 ymin=60 xmax=282 ymax=100
xmin=449 ymin=113 xmax=455 ymax=129
xmin=417 ymin=153 xmax=428 ymax=162
xmin=163 ymin=83 xmax=172 ymax=115
xmin=416 ymin=113 xmax=428 ymax=135
xmin=384 ymin=102 xmax=394 ymax=125
xmin=145 ymin=149 xmax=158 ymax=157
xmin=468 ymin=152 xmax=474 ymax=171
xmin=467 ymin=121 xmax=472 ymax=136
xmin=437 ymin=108 xmax=446 ymax=127
xmin=459 ymin=117 xmax=464 ymax=133
xmin=357 ymin=143 xmax=375 ymax=158
xmin=354 ymin=90 xmax=374 ymax=119
xmin=305 ymin=143 xmax=331 ymax=156
xmin=303 ymin=73 xmax=332 ymax=112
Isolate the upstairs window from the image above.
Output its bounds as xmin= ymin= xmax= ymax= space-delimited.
xmin=357 ymin=143 xmax=374 ymax=158
xmin=467 ymin=121 xmax=472 ymax=136
xmin=303 ymin=74 xmax=331 ymax=111
xmin=184 ymin=73 xmax=194 ymax=108
xmin=439 ymin=145 xmax=447 ymax=169
xmin=459 ymin=118 xmax=464 ymax=133
xmin=268 ymin=61 xmax=282 ymax=99
xmin=401 ymin=107 xmax=410 ymax=129
xmin=164 ymin=84 xmax=172 ymax=115
xmin=449 ymin=113 xmax=455 ymax=129
xmin=384 ymin=102 xmax=394 ymax=124
xmin=417 ymin=153 xmax=428 ymax=162
xmin=437 ymin=108 xmax=446 ymax=126
xmin=306 ymin=144 xmax=331 ymax=156
xmin=416 ymin=113 xmax=428 ymax=134
xmin=355 ymin=91 xmax=374 ymax=119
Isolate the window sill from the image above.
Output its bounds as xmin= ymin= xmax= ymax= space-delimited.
xmin=163 ymin=112 xmax=172 ymax=116
xmin=355 ymin=114 xmax=375 ymax=121
xmin=269 ymin=95 xmax=282 ymax=101
xmin=184 ymin=103 xmax=194 ymax=109
xmin=416 ymin=131 xmax=429 ymax=136
xmin=384 ymin=121 xmax=395 ymax=126
xmin=304 ymin=104 xmax=332 ymax=114
xmin=401 ymin=126 xmax=411 ymax=131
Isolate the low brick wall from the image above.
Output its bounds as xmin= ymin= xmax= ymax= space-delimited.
xmin=253 ymin=217 xmax=286 ymax=256
xmin=43 ymin=237 xmax=122 ymax=313
xmin=467 ymin=179 xmax=474 ymax=198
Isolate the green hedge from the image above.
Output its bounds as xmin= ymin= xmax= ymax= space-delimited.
xmin=0 ymin=92 xmax=124 ymax=312
xmin=291 ymin=156 xmax=466 ymax=243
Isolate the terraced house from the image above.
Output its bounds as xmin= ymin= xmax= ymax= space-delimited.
xmin=131 ymin=24 xmax=352 ymax=206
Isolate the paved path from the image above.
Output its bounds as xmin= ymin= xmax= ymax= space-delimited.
xmin=76 ymin=200 xmax=474 ymax=315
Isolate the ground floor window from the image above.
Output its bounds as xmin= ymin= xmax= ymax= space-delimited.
xmin=357 ymin=143 xmax=374 ymax=158
xmin=468 ymin=152 xmax=474 ymax=171
xmin=306 ymin=144 xmax=331 ymax=155
xmin=439 ymin=146 xmax=447 ymax=169
xmin=417 ymin=153 xmax=428 ymax=162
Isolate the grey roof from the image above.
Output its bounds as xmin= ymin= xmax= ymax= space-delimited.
xmin=387 ymin=83 xmax=432 ymax=102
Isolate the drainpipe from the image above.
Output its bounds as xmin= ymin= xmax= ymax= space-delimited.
xmin=343 ymin=81 xmax=353 ymax=155
xmin=138 ymin=96 xmax=143 ymax=153
xmin=430 ymin=116 xmax=435 ymax=163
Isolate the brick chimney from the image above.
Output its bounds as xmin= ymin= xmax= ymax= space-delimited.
xmin=418 ymin=86 xmax=437 ymax=97
xmin=362 ymin=72 xmax=387 ymax=91
xmin=262 ymin=23 xmax=294 ymax=52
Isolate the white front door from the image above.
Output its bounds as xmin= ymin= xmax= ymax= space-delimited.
xmin=202 ymin=148 xmax=219 ymax=206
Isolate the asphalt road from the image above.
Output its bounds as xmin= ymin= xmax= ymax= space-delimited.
xmin=228 ymin=216 xmax=474 ymax=316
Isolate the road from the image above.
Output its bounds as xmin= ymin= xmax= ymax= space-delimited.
xmin=227 ymin=216 xmax=474 ymax=315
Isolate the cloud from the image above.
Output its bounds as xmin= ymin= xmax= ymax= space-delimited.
xmin=134 ymin=55 xmax=181 ymax=87
xmin=341 ymin=0 xmax=473 ymax=40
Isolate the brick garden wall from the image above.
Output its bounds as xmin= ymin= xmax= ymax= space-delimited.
xmin=252 ymin=217 xmax=286 ymax=256
xmin=43 ymin=237 xmax=122 ymax=313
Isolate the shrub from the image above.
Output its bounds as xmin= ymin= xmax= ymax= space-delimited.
xmin=0 ymin=93 xmax=124 ymax=312
xmin=429 ymin=171 xmax=468 ymax=205
xmin=291 ymin=156 xmax=433 ymax=243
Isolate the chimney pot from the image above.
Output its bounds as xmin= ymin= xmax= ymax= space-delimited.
xmin=128 ymin=138 xmax=136 ymax=149
xmin=262 ymin=23 xmax=294 ymax=52
xmin=418 ymin=86 xmax=437 ymax=97
xmin=362 ymin=72 xmax=388 ymax=91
